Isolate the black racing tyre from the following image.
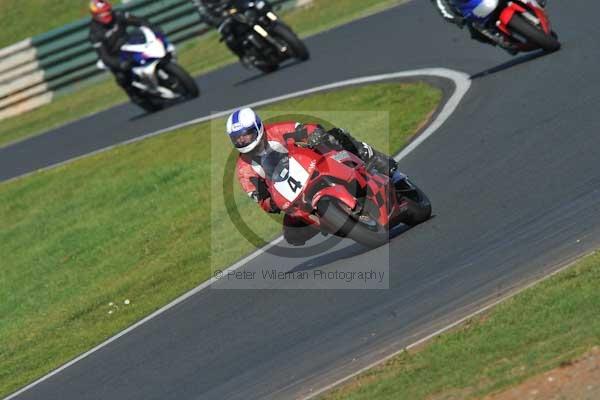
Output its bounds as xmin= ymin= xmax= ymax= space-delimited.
xmin=160 ymin=62 xmax=200 ymax=98
xmin=270 ymin=22 xmax=310 ymax=61
xmin=401 ymin=184 xmax=432 ymax=226
xmin=256 ymin=63 xmax=280 ymax=74
xmin=317 ymin=198 xmax=388 ymax=248
xmin=130 ymin=92 xmax=163 ymax=113
xmin=508 ymin=14 xmax=560 ymax=52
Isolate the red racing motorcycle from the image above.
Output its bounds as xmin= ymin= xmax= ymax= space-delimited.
xmin=260 ymin=139 xmax=432 ymax=248
xmin=457 ymin=0 xmax=560 ymax=53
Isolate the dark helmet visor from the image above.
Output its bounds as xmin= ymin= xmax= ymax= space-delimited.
xmin=230 ymin=126 xmax=259 ymax=148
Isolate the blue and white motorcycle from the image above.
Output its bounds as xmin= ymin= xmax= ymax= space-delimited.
xmin=454 ymin=0 xmax=560 ymax=53
xmin=98 ymin=27 xmax=199 ymax=112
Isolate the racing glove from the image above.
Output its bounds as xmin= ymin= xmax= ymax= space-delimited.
xmin=250 ymin=179 xmax=281 ymax=214
xmin=306 ymin=126 xmax=340 ymax=149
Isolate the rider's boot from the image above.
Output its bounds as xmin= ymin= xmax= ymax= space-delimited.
xmin=324 ymin=128 xmax=398 ymax=178
xmin=357 ymin=143 xmax=398 ymax=178
xmin=358 ymin=143 xmax=416 ymax=200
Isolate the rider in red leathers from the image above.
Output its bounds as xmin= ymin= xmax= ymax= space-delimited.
xmin=227 ymin=108 xmax=399 ymax=246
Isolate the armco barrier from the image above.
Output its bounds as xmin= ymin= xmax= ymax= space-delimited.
xmin=0 ymin=0 xmax=297 ymax=121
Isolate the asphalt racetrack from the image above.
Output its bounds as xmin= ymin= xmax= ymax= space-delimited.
xmin=5 ymin=1 xmax=600 ymax=399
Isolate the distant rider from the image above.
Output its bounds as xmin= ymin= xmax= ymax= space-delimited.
xmin=431 ymin=0 xmax=548 ymax=54
xmin=192 ymin=0 xmax=261 ymax=66
xmin=89 ymin=0 xmax=165 ymax=101
xmin=227 ymin=107 xmax=400 ymax=246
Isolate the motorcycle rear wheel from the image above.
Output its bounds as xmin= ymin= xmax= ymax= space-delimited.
xmin=508 ymin=14 xmax=560 ymax=52
xmin=129 ymin=91 xmax=163 ymax=113
xmin=256 ymin=63 xmax=280 ymax=74
xmin=398 ymin=182 xmax=432 ymax=226
xmin=317 ymin=198 xmax=389 ymax=248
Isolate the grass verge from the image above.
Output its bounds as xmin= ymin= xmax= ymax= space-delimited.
xmin=0 ymin=0 xmax=404 ymax=148
xmin=0 ymin=1 xmax=122 ymax=49
xmin=320 ymin=252 xmax=600 ymax=400
xmin=0 ymin=81 xmax=442 ymax=397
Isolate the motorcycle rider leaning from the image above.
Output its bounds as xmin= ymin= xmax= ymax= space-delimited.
xmin=192 ymin=0 xmax=258 ymax=66
xmin=227 ymin=108 xmax=399 ymax=246
xmin=431 ymin=0 xmax=548 ymax=55
xmin=89 ymin=0 xmax=164 ymax=101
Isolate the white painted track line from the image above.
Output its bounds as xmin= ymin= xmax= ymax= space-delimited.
xmin=3 ymin=68 xmax=470 ymax=400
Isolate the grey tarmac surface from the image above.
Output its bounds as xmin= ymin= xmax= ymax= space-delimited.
xmin=5 ymin=1 xmax=600 ymax=399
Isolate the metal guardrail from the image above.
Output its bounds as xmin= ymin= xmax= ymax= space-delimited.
xmin=0 ymin=0 xmax=296 ymax=120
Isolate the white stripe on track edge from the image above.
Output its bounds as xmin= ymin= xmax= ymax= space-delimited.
xmin=3 ymin=68 xmax=468 ymax=185
xmin=301 ymin=249 xmax=598 ymax=400
xmin=3 ymin=68 xmax=470 ymax=400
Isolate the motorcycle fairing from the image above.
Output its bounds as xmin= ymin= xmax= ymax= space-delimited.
xmin=497 ymin=0 xmax=551 ymax=36
xmin=121 ymin=27 xmax=167 ymax=60
xmin=264 ymin=141 xmax=403 ymax=230
xmin=119 ymin=27 xmax=178 ymax=99
xmin=453 ymin=0 xmax=499 ymax=21
xmin=273 ymin=157 xmax=310 ymax=202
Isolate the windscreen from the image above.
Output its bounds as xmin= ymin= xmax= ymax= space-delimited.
xmin=260 ymin=150 xmax=290 ymax=183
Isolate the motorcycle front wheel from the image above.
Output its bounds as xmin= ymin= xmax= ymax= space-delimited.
xmin=508 ymin=14 xmax=560 ymax=52
xmin=270 ymin=22 xmax=309 ymax=61
xmin=317 ymin=198 xmax=389 ymax=248
xmin=158 ymin=62 xmax=200 ymax=99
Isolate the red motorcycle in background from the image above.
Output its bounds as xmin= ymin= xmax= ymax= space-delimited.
xmin=260 ymin=139 xmax=432 ymax=248
xmin=457 ymin=0 xmax=560 ymax=53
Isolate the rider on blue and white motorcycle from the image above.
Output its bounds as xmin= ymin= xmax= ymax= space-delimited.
xmin=431 ymin=0 xmax=547 ymax=54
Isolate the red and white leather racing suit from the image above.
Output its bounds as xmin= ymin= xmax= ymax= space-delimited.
xmin=236 ymin=121 xmax=321 ymax=245
xmin=235 ymin=121 xmax=396 ymax=245
xmin=236 ymin=121 xmax=320 ymax=212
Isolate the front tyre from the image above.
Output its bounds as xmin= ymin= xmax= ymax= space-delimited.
xmin=159 ymin=62 xmax=200 ymax=99
xmin=508 ymin=14 xmax=561 ymax=52
xmin=317 ymin=198 xmax=388 ymax=248
xmin=270 ymin=22 xmax=310 ymax=61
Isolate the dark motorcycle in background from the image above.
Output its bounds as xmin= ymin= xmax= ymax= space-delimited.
xmin=219 ymin=0 xmax=309 ymax=73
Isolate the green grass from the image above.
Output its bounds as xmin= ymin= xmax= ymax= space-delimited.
xmin=320 ymin=254 xmax=600 ymax=400
xmin=0 ymin=0 xmax=405 ymax=148
xmin=0 ymin=81 xmax=441 ymax=397
xmin=0 ymin=1 xmax=122 ymax=49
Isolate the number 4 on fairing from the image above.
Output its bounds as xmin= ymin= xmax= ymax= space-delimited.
xmin=273 ymin=158 xmax=310 ymax=202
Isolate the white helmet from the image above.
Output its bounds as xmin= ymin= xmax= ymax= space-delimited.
xmin=226 ymin=108 xmax=265 ymax=154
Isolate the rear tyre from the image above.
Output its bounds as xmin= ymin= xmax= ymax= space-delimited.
xmin=394 ymin=177 xmax=432 ymax=226
xmin=271 ymin=23 xmax=310 ymax=61
xmin=160 ymin=62 xmax=200 ymax=99
xmin=402 ymin=186 xmax=432 ymax=226
xmin=317 ymin=198 xmax=388 ymax=248
xmin=129 ymin=91 xmax=163 ymax=113
xmin=256 ymin=63 xmax=280 ymax=74
xmin=508 ymin=14 xmax=560 ymax=52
